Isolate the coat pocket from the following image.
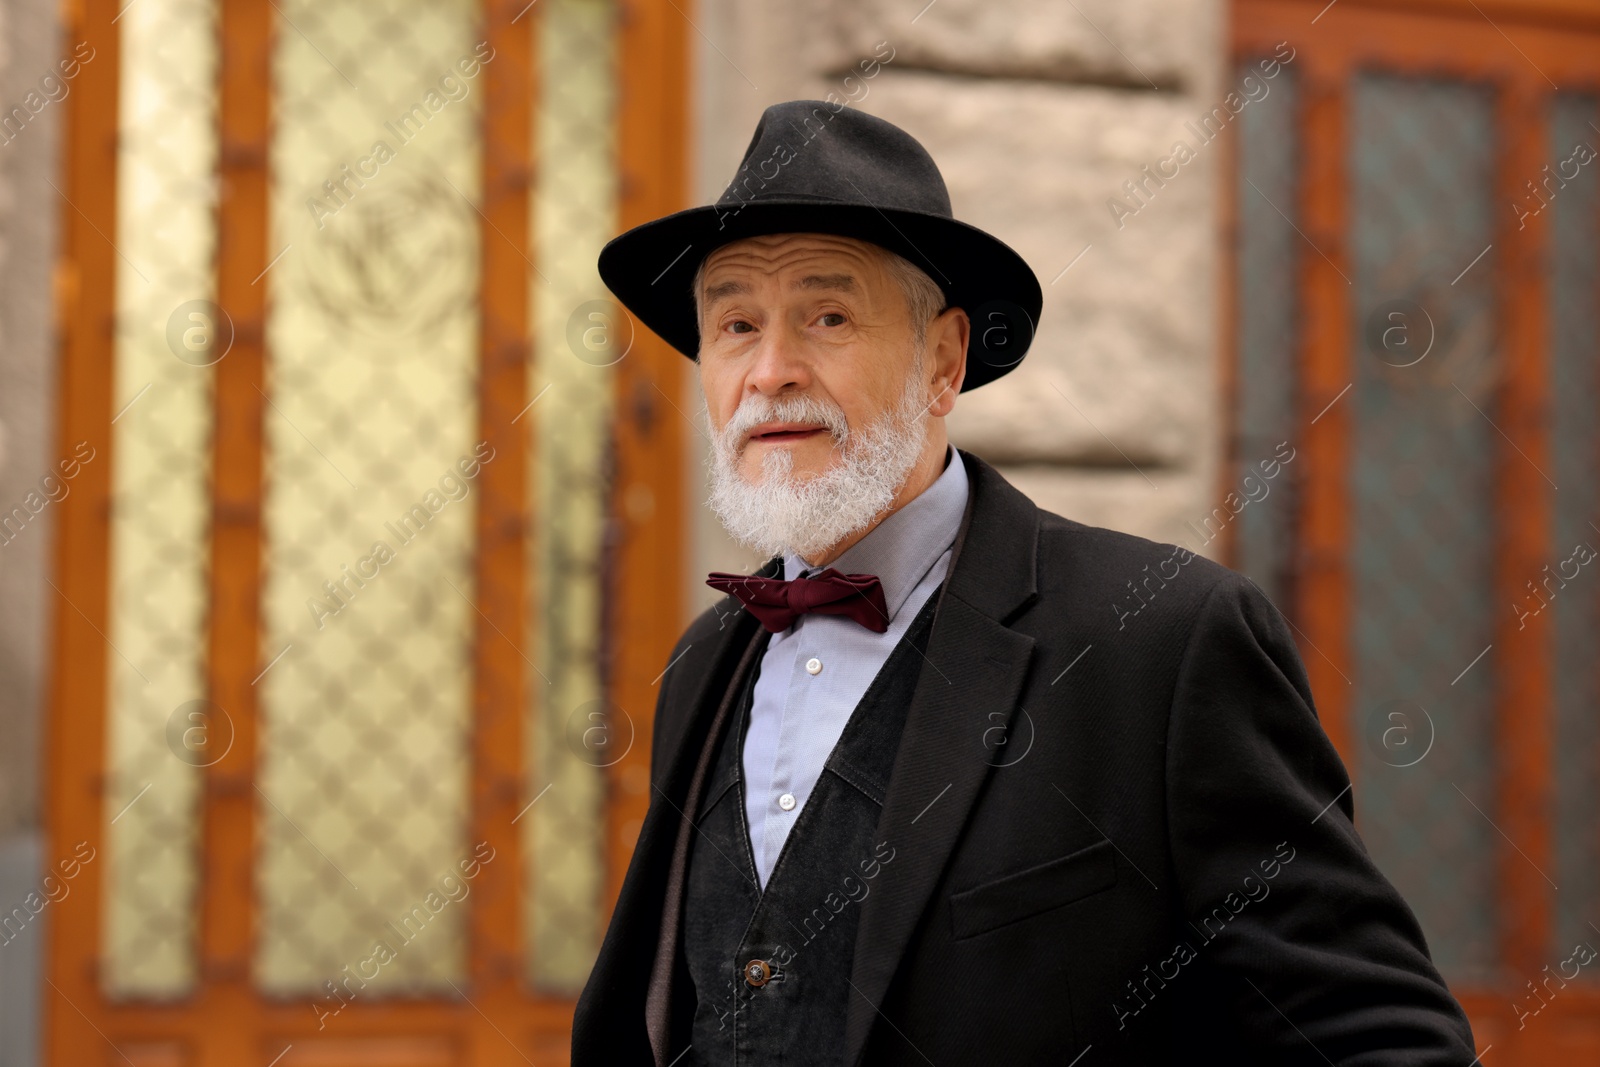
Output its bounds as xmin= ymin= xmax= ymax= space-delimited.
xmin=948 ymin=837 xmax=1118 ymax=941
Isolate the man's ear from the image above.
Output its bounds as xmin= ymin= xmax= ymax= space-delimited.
xmin=926 ymin=307 xmax=969 ymax=417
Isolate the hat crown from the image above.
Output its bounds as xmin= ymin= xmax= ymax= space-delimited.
xmin=596 ymin=98 xmax=1042 ymax=391
xmin=716 ymin=100 xmax=954 ymax=219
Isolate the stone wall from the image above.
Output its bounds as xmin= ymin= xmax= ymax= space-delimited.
xmin=684 ymin=0 xmax=1227 ymax=621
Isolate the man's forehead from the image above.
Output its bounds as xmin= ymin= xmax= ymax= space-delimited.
xmin=702 ymin=233 xmax=885 ymax=273
xmin=700 ymin=233 xmax=886 ymax=297
xmin=703 ymin=271 xmax=859 ymax=300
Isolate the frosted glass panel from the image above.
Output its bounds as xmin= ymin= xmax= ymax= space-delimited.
xmin=1548 ymin=92 xmax=1600 ymax=972
xmin=1230 ymin=59 xmax=1299 ymax=608
xmin=1348 ymin=72 xmax=1499 ymax=985
xmin=526 ymin=0 xmax=617 ymax=992
xmin=256 ymin=0 xmax=482 ymax=994
xmin=102 ymin=0 xmax=219 ymax=1000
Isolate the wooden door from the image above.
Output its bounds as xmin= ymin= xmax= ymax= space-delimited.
xmin=1229 ymin=0 xmax=1600 ymax=1061
xmin=43 ymin=0 xmax=689 ymax=1063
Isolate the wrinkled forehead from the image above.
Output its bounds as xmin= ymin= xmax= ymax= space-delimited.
xmin=699 ymin=232 xmax=891 ymax=300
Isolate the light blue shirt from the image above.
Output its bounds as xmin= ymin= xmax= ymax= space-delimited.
xmin=742 ymin=444 xmax=969 ymax=887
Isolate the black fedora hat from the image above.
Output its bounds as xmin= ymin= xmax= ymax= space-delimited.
xmin=596 ymin=100 xmax=1042 ymax=392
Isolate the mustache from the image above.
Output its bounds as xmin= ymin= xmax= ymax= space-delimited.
xmin=717 ymin=392 xmax=851 ymax=451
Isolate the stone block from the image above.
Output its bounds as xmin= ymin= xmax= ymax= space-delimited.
xmin=808 ymin=0 xmax=1217 ymax=93
xmin=987 ymin=461 xmax=1223 ymax=562
xmin=824 ymin=71 xmax=1221 ymax=468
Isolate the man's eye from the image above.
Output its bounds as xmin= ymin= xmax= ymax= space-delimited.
xmin=819 ymin=313 xmax=846 ymax=327
xmin=728 ymin=321 xmax=754 ymax=334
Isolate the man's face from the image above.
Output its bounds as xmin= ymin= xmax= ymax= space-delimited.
xmin=696 ymin=233 xmax=929 ymax=484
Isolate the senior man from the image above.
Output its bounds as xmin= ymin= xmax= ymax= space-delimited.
xmin=573 ymin=100 xmax=1475 ymax=1066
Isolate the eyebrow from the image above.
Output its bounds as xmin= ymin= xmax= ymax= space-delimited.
xmin=703 ymin=279 xmax=749 ymax=304
xmin=701 ymin=272 xmax=859 ymax=305
xmin=794 ymin=272 xmax=857 ymax=294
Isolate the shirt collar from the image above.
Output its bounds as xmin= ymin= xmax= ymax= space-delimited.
xmin=783 ymin=443 xmax=969 ymax=622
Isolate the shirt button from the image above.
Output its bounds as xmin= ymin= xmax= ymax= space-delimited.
xmin=806 ymin=657 xmax=823 ymax=675
xmin=778 ymin=792 xmax=796 ymax=811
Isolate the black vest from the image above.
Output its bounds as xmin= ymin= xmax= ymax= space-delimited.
xmin=681 ymin=587 xmax=941 ymax=1066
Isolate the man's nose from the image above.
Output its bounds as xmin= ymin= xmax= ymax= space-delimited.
xmin=745 ymin=323 xmax=813 ymax=396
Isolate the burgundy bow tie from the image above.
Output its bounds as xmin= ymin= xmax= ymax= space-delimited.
xmin=706 ymin=567 xmax=889 ymax=634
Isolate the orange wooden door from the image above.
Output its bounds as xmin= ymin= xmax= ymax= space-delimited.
xmin=43 ymin=1 xmax=688 ymax=1064
xmin=1230 ymin=1 xmax=1600 ymax=1062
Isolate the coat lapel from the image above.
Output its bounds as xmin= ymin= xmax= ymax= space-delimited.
xmin=576 ymin=556 xmax=776 ymax=1064
xmin=842 ymin=448 xmax=1042 ymax=1066
xmin=640 ymin=555 xmax=778 ymax=1063
xmin=650 ymin=554 xmax=780 ymax=793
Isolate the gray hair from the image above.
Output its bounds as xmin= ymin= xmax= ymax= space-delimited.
xmin=692 ymin=242 xmax=946 ymax=352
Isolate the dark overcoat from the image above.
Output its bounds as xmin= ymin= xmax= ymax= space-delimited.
xmin=572 ymin=447 xmax=1476 ymax=1066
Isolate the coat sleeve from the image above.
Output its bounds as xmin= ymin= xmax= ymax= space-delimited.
xmin=1164 ymin=572 xmax=1477 ymax=1064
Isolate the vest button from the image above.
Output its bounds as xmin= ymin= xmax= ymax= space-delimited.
xmin=744 ymin=959 xmax=772 ymax=987
xmin=805 ymin=657 xmax=823 ymax=675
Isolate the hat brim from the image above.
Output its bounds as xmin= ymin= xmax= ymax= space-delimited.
xmin=597 ymin=200 xmax=1042 ymax=392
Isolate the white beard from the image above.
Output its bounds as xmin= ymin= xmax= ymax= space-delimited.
xmin=705 ymin=359 xmax=931 ymax=564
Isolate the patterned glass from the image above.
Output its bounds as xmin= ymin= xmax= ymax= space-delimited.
xmin=1347 ymin=72 xmax=1499 ymax=984
xmin=101 ymin=0 xmax=219 ymax=999
xmin=256 ymin=0 xmax=483 ymax=994
xmin=1230 ymin=58 xmax=1300 ymax=609
xmin=525 ymin=0 xmax=617 ymax=992
xmin=1547 ymin=92 xmax=1600 ymax=971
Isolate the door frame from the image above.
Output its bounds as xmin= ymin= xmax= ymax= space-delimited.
xmin=42 ymin=0 xmax=690 ymax=1063
xmin=1229 ymin=0 xmax=1600 ymax=1057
